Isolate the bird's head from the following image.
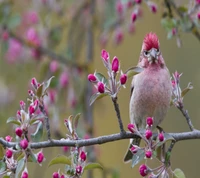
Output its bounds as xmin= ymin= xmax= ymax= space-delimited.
xmin=140 ymin=32 xmax=164 ymax=67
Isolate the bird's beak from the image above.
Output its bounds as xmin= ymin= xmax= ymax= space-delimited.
xmin=148 ymin=48 xmax=158 ymax=64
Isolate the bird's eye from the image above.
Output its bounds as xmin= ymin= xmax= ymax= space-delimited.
xmin=143 ymin=51 xmax=149 ymax=56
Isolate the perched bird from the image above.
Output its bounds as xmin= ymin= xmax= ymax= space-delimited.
xmin=124 ymin=32 xmax=172 ymax=162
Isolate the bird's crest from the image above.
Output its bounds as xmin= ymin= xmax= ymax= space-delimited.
xmin=143 ymin=32 xmax=159 ymax=51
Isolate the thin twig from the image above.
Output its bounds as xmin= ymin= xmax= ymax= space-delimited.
xmin=1 ymin=130 xmax=200 ymax=149
xmin=112 ymin=97 xmax=125 ymax=133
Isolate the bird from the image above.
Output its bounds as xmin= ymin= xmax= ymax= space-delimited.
xmin=124 ymin=32 xmax=172 ymax=162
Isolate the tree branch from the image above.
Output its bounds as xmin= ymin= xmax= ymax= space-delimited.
xmin=1 ymin=130 xmax=200 ymax=149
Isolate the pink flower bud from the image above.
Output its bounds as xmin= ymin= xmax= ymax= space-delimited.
xmin=158 ymin=132 xmax=164 ymax=142
xmin=15 ymin=127 xmax=23 ymax=137
xmin=49 ymin=89 xmax=56 ymax=104
xmin=37 ymin=152 xmax=44 ymax=163
xmin=135 ymin=0 xmax=142 ymax=4
xmin=171 ymin=80 xmax=176 ymax=88
xmin=6 ymin=149 xmax=13 ymax=158
xmin=52 ymin=172 xmax=60 ymax=178
xmin=31 ymin=78 xmax=37 ymax=88
xmin=130 ymin=145 xmax=137 ymax=154
xmin=145 ymin=150 xmax=152 ymax=158
xmin=114 ymin=28 xmax=124 ymax=45
xmin=21 ymin=171 xmax=28 ymax=178
xmin=60 ymin=175 xmax=64 ymax=178
xmin=20 ymin=139 xmax=28 ymax=150
xmin=101 ymin=49 xmax=109 ymax=62
xmin=88 ymin=74 xmax=97 ymax=82
xmin=80 ymin=151 xmax=87 ymax=162
xmin=116 ymin=1 xmax=123 ymax=15
xmin=20 ymin=100 xmax=25 ymax=110
xmin=197 ymin=12 xmax=200 ymax=20
xmin=112 ymin=56 xmax=119 ymax=73
xmin=26 ymin=11 xmax=39 ymax=24
xmin=139 ymin=164 xmax=148 ymax=177
xmin=131 ymin=12 xmax=137 ymax=22
xmin=34 ymin=99 xmax=39 ymax=109
xmin=196 ymin=0 xmax=200 ymax=5
xmin=26 ymin=28 xmax=41 ymax=46
xmin=146 ymin=117 xmax=153 ymax=127
xmin=2 ymin=31 xmax=9 ymax=41
xmin=172 ymin=28 xmax=177 ymax=36
xmin=50 ymin=60 xmax=59 ymax=73
xmin=17 ymin=110 xmax=21 ymax=120
xmin=59 ymin=71 xmax=69 ymax=88
xmin=5 ymin=135 xmax=12 ymax=142
xmin=150 ymin=4 xmax=157 ymax=13
xmin=128 ymin=23 xmax=135 ymax=34
xmin=29 ymin=105 xmax=35 ymax=115
xmin=76 ymin=165 xmax=82 ymax=174
xmin=63 ymin=146 xmax=69 ymax=153
xmin=97 ymin=82 xmax=105 ymax=93
xmin=145 ymin=129 xmax=152 ymax=140
xmin=127 ymin=1 xmax=133 ymax=8
xmin=127 ymin=123 xmax=135 ymax=133
xmin=120 ymin=74 xmax=127 ymax=85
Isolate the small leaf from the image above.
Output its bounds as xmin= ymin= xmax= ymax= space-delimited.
xmin=31 ymin=121 xmax=43 ymax=142
xmin=95 ymin=73 xmax=108 ymax=86
xmin=131 ymin=149 xmax=145 ymax=168
xmin=0 ymin=144 xmax=4 ymax=160
xmin=125 ymin=66 xmax=143 ymax=79
xmin=6 ymin=117 xmax=21 ymax=126
xmin=181 ymin=82 xmax=193 ymax=97
xmin=177 ymin=6 xmax=188 ymax=13
xmin=89 ymin=93 xmax=108 ymax=106
xmin=42 ymin=76 xmax=55 ymax=96
xmin=73 ymin=113 xmax=81 ymax=128
xmin=0 ymin=161 xmax=6 ymax=173
xmin=36 ymin=84 xmax=44 ymax=98
xmin=28 ymin=150 xmax=37 ymax=163
xmin=15 ymin=158 xmax=25 ymax=178
xmin=48 ymin=155 xmax=71 ymax=167
xmin=180 ymin=17 xmax=193 ymax=32
xmin=84 ymin=163 xmax=103 ymax=171
xmin=173 ymin=168 xmax=186 ymax=178
xmin=156 ymin=133 xmax=175 ymax=148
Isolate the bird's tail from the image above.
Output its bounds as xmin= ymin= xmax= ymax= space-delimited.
xmin=123 ymin=137 xmax=141 ymax=163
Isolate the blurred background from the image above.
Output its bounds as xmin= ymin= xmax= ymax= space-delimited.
xmin=0 ymin=0 xmax=200 ymax=177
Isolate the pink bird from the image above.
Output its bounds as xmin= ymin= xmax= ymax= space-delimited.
xmin=124 ymin=32 xmax=172 ymax=162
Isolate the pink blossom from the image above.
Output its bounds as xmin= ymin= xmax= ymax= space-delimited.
xmin=26 ymin=11 xmax=39 ymax=24
xmin=26 ymin=28 xmax=41 ymax=47
xmin=5 ymin=135 xmax=12 ymax=142
xmin=59 ymin=71 xmax=69 ymax=88
xmin=50 ymin=60 xmax=59 ymax=73
xmin=114 ymin=28 xmax=124 ymax=45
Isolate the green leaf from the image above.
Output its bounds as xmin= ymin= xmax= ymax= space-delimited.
xmin=0 ymin=161 xmax=6 ymax=173
xmin=84 ymin=163 xmax=103 ymax=171
xmin=36 ymin=84 xmax=44 ymax=98
xmin=125 ymin=66 xmax=143 ymax=79
xmin=180 ymin=17 xmax=193 ymax=32
xmin=6 ymin=117 xmax=21 ymax=126
xmin=173 ymin=168 xmax=186 ymax=178
xmin=28 ymin=151 xmax=37 ymax=163
xmin=7 ymin=14 xmax=21 ymax=29
xmin=181 ymin=82 xmax=193 ymax=97
xmin=131 ymin=149 xmax=145 ymax=168
xmin=15 ymin=158 xmax=25 ymax=178
xmin=156 ymin=133 xmax=175 ymax=148
xmin=95 ymin=73 xmax=108 ymax=86
xmin=73 ymin=113 xmax=81 ymax=129
xmin=48 ymin=155 xmax=71 ymax=167
xmin=0 ymin=144 xmax=5 ymax=160
xmin=89 ymin=93 xmax=108 ymax=106
xmin=161 ymin=18 xmax=177 ymax=31
xmin=43 ymin=76 xmax=55 ymax=94
xmin=3 ymin=176 xmax=10 ymax=178
xmin=177 ymin=6 xmax=188 ymax=13
xmin=31 ymin=121 xmax=43 ymax=142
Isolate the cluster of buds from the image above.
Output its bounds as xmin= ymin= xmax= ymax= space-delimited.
xmin=171 ymin=71 xmax=193 ymax=108
xmin=127 ymin=117 xmax=168 ymax=177
xmin=88 ymin=49 xmax=127 ymax=100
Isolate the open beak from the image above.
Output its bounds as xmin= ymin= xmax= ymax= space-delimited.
xmin=148 ymin=48 xmax=158 ymax=64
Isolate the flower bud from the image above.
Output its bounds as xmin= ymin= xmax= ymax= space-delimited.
xmin=97 ymin=82 xmax=105 ymax=93
xmin=197 ymin=12 xmax=200 ymax=20
xmin=145 ymin=129 xmax=152 ymax=140
xmin=130 ymin=145 xmax=137 ymax=154
xmin=21 ymin=171 xmax=28 ymax=178
xmin=20 ymin=100 xmax=25 ymax=110
xmin=76 ymin=165 xmax=82 ymax=174
xmin=63 ymin=146 xmax=69 ymax=153
xmin=80 ymin=151 xmax=87 ymax=162
xmin=135 ymin=0 xmax=142 ymax=4
xmin=20 ymin=139 xmax=28 ymax=150
xmin=88 ymin=74 xmax=97 ymax=82
xmin=52 ymin=172 xmax=60 ymax=178
xmin=127 ymin=123 xmax=135 ymax=133
xmin=145 ymin=150 xmax=152 ymax=158
xmin=158 ymin=132 xmax=164 ymax=142
xmin=139 ymin=164 xmax=148 ymax=177
xmin=150 ymin=4 xmax=157 ymax=13
xmin=171 ymin=80 xmax=176 ymax=88
xmin=59 ymin=71 xmax=69 ymax=88
xmin=6 ymin=149 xmax=13 ymax=158
xmin=196 ymin=0 xmax=200 ymax=5
xmin=60 ymin=175 xmax=65 ymax=178
xmin=37 ymin=151 xmax=44 ymax=163
xmin=31 ymin=78 xmax=38 ymax=89
xmin=146 ymin=117 xmax=153 ymax=127
xmin=2 ymin=31 xmax=9 ymax=41
xmin=5 ymin=135 xmax=12 ymax=142
xmin=29 ymin=105 xmax=35 ymax=115
xmin=101 ymin=49 xmax=109 ymax=62
xmin=112 ymin=56 xmax=119 ymax=73
xmin=120 ymin=74 xmax=127 ymax=85
xmin=50 ymin=60 xmax=59 ymax=73
xmin=131 ymin=12 xmax=137 ymax=22
xmin=15 ymin=127 xmax=23 ymax=137
xmin=116 ymin=1 xmax=123 ymax=15
xmin=172 ymin=28 xmax=177 ymax=36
